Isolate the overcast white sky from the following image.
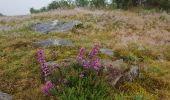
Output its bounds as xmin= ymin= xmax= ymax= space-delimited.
xmin=0 ymin=0 xmax=54 ymax=16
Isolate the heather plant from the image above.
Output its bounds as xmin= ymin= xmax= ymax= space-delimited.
xmin=38 ymin=49 xmax=50 ymax=77
xmin=38 ymin=44 xmax=117 ymax=99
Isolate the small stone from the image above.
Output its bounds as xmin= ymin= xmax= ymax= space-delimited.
xmin=32 ymin=39 xmax=53 ymax=47
xmin=101 ymin=59 xmax=139 ymax=86
xmin=111 ymin=59 xmax=128 ymax=72
xmin=100 ymin=48 xmax=114 ymax=56
xmin=112 ymin=59 xmax=124 ymax=66
xmin=157 ymin=54 xmax=165 ymax=62
xmin=101 ymin=59 xmax=127 ymax=72
xmin=46 ymin=61 xmax=57 ymax=67
xmin=32 ymin=38 xmax=73 ymax=47
xmin=0 ymin=91 xmax=12 ymax=100
xmin=101 ymin=59 xmax=113 ymax=71
xmin=115 ymin=66 xmax=139 ymax=86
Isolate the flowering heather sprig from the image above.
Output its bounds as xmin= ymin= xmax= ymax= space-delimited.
xmin=41 ymin=81 xmax=53 ymax=95
xmin=92 ymin=58 xmax=101 ymax=71
xmin=88 ymin=43 xmax=99 ymax=58
xmin=82 ymin=59 xmax=90 ymax=69
xmin=77 ymin=47 xmax=85 ymax=60
xmin=38 ymin=49 xmax=50 ymax=77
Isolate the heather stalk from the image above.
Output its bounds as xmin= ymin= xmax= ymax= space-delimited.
xmin=88 ymin=43 xmax=99 ymax=58
xmin=41 ymin=81 xmax=53 ymax=95
xmin=91 ymin=58 xmax=101 ymax=71
xmin=38 ymin=49 xmax=50 ymax=77
xmin=77 ymin=47 xmax=85 ymax=60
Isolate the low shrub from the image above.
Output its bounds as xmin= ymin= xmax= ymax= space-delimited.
xmin=37 ymin=44 xmax=120 ymax=99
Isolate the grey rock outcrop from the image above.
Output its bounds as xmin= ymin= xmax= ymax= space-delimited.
xmin=0 ymin=91 xmax=12 ymax=100
xmin=100 ymin=48 xmax=114 ymax=56
xmin=32 ymin=20 xmax=82 ymax=33
xmin=101 ymin=59 xmax=127 ymax=72
xmin=102 ymin=59 xmax=139 ymax=86
xmin=114 ymin=66 xmax=139 ymax=86
xmin=32 ymin=38 xmax=73 ymax=47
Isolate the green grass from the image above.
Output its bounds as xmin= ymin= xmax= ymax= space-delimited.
xmin=47 ymin=63 xmax=112 ymax=100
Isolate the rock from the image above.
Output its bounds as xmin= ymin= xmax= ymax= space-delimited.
xmin=100 ymin=48 xmax=114 ymax=56
xmin=157 ymin=54 xmax=165 ymax=62
xmin=0 ymin=91 xmax=12 ymax=100
xmin=101 ymin=59 xmax=124 ymax=67
xmin=112 ymin=59 xmax=124 ymax=67
xmin=32 ymin=20 xmax=82 ymax=33
xmin=32 ymin=38 xmax=73 ymax=47
xmin=46 ymin=61 xmax=57 ymax=67
xmin=101 ymin=59 xmax=127 ymax=72
xmin=101 ymin=59 xmax=139 ymax=86
xmin=101 ymin=59 xmax=113 ymax=66
xmin=115 ymin=66 xmax=139 ymax=86
xmin=128 ymin=66 xmax=139 ymax=80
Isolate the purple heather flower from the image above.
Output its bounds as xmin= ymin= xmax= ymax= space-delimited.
xmin=41 ymin=81 xmax=53 ymax=95
xmin=82 ymin=59 xmax=89 ymax=69
xmin=88 ymin=43 xmax=99 ymax=58
xmin=38 ymin=49 xmax=50 ymax=76
xmin=77 ymin=47 xmax=85 ymax=60
xmin=92 ymin=58 xmax=101 ymax=71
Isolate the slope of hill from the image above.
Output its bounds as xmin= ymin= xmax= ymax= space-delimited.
xmin=0 ymin=8 xmax=170 ymax=99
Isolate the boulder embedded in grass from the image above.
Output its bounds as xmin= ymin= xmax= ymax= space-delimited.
xmin=100 ymin=48 xmax=114 ymax=56
xmin=114 ymin=66 xmax=139 ymax=86
xmin=0 ymin=91 xmax=12 ymax=100
xmin=32 ymin=20 xmax=82 ymax=34
xmin=101 ymin=59 xmax=127 ymax=72
xmin=32 ymin=38 xmax=73 ymax=47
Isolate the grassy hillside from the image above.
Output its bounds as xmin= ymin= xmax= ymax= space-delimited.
xmin=0 ymin=8 xmax=170 ymax=99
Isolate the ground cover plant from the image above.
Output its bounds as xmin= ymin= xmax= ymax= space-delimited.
xmin=38 ymin=44 xmax=119 ymax=99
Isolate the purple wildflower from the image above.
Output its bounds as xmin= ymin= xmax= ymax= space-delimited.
xmin=77 ymin=47 xmax=85 ymax=60
xmin=38 ymin=49 xmax=50 ymax=76
xmin=88 ymin=43 xmax=99 ymax=58
xmin=92 ymin=58 xmax=101 ymax=71
xmin=41 ymin=81 xmax=53 ymax=95
xmin=82 ymin=59 xmax=89 ymax=69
